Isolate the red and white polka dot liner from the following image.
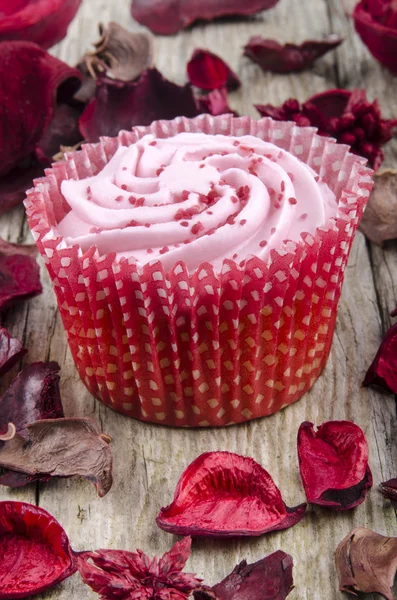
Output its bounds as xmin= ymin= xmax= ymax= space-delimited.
xmin=25 ymin=115 xmax=373 ymax=427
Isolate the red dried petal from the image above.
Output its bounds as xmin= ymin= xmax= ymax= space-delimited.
xmin=0 ymin=327 xmax=27 ymax=378
xmin=0 ymin=361 xmax=64 ymax=488
xmin=77 ymin=537 xmax=201 ymax=599
xmin=380 ymin=478 xmax=397 ymax=503
xmin=244 ymin=34 xmax=343 ymax=73
xmin=35 ymin=103 xmax=84 ymax=164
xmin=156 ymin=451 xmax=306 ymax=537
xmin=0 ymin=0 xmax=82 ymax=50
xmin=131 ymin=0 xmax=280 ymax=35
xmin=297 ymin=421 xmax=372 ymax=510
xmin=0 ymin=501 xmax=76 ymax=598
xmin=0 ymin=238 xmax=42 ymax=312
xmin=0 ymin=164 xmax=45 ymax=216
xmin=354 ymin=0 xmax=397 ymax=74
xmin=187 ymin=49 xmax=240 ymax=90
xmin=197 ymin=87 xmax=239 ymax=117
xmin=364 ymin=322 xmax=397 ymax=393
xmin=79 ymin=68 xmax=200 ymax=142
xmin=0 ymin=41 xmax=81 ymax=180
xmin=193 ymin=551 xmax=294 ymax=600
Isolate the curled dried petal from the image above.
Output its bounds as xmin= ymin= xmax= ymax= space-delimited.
xmin=359 ymin=169 xmax=397 ymax=245
xmin=0 ymin=237 xmax=42 ymax=312
xmin=380 ymin=478 xmax=397 ymax=503
xmin=156 ymin=451 xmax=306 ymax=537
xmin=354 ymin=0 xmax=397 ymax=74
xmin=244 ymin=34 xmax=343 ymax=73
xmin=78 ymin=536 xmax=201 ymax=599
xmin=187 ymin=49 xmax=240 ymax=90
xmin=297 ymin=421 xmax=372 ymax=510
xmin=0 ymin=327 xmax=27 ymax=378
xmin=363 ymin=322 xmax=397 ymax=394
xmin=79 ymin=68 xmax=200 ymax=142
xmin=130 ymin=0 xmax=280 ymax=35
xmin=0 ymin=418 xmax=113 ymax=497
xmin=0 ymin=0 xmax=82 ymax=50
xmin=193 ymin=551 xmax=294 ymax=600
xmin=0 ymin=501 xmax=77 ymax=598
xmin=335 ymin=527 xmax=397 ymax=599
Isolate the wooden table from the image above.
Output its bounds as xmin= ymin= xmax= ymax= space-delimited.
xmin=1 ymin=0 xmax=397 ymax=598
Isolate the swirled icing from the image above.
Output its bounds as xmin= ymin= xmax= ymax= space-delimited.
xmin=57 ymin=132 xmax=337 ymax=272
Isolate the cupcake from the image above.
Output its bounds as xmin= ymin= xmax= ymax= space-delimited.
xmin=25 ymin=115 xmax=373 ymax=427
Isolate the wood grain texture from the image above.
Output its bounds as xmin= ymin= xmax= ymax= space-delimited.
xmin=0 ymin=0 xmax=397 ymax=598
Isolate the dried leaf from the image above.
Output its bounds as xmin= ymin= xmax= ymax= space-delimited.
xmin=359 ymin=169 xmax=397 ymax=245
xmin=78 ymin=536 xmax=201 ymax=599
xmin=193 ymin=551 xmax=294 ymax=600
xmin=81 ymin=22 xmax=153 ymax=83
xmin=130 ymin=0 xmax=280 ymax=35
xmin=0 ymin=327 xmax=27 ymax=378
xmin=187 ymin=49 xmax=240 ymax=90
xmin=0 ymin=418 xmax=113 ymax=497
xmin=244 ymin=34 xmax=343 ymax=73
xmin=336 ymin=527 xmax=397 ymax=599
xmin=79 ymin=68 xmax=200 ymax=142
xmin=0 ymin=236 xmax=42 ymax=312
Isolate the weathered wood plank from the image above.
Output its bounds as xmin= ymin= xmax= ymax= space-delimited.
xmin=1 ymin=0 xmax=396 ymax=598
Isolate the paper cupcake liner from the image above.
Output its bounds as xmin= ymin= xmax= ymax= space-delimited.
xmin=25 ymin=115 xmax=373 ymax=426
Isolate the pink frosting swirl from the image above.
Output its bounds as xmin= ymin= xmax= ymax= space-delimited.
xmin=58 ymin=132 xmax=337 ymax=272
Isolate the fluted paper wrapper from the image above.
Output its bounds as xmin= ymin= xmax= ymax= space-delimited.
xmin=25 ymin=115 xmax=373 ymax=426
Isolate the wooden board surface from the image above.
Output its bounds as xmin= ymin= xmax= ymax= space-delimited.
xmin=1 ymin=0 xmax=397 ymax=598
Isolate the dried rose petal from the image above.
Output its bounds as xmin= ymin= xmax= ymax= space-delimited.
xmin=197 ymin=87 xmax=238 ymax=117
xmin=78 ymin=536 xmax=201 ymax=599
xmin=244 ymin=34 xmax=343 ymax=73
xmin=297 ymin=421 xmax=372 ymax=510
xmin=0 ymin=0 xmax=81 ymax=49
xmin=79 ymin=68 xmax=200 ymax=142
xmin=193 ymin=551 xmax=294 ymax=600
xmin=364 ymin=322 xmax=397 ymax=394
xmin=35 ymin=103 xmax=84 ymax=164
xmin=336 ymin=527 xmax=397 ymax=599
xmin=156 ymin=451 xmax=306 ymax=537
xmin=0 ymin=418 xmax=113 ymax=497
xmin=0 ymin=361 xmax=64 ymax=488
xmin=0 ymin=237 xmax=42 ymax=312
xmin=359 ymin=169 xmax=397 ymax=245
xmin=187 ymin=49 xmax=240 ymax=90
xmin=0 ymin=327 xmax=27 ymax=378
xmin=130 ymin=0 xmax=280 ymax=35
xmin=256 ymin=88 xmax=396 ymax=169
xmin=354 ymin=0 xmax=397 ymax=74
xmin=0 ymin=41 xmax=81 ymax=214
xmin=0 ymin=500 xmax=77 ymax=598
xmin=380 ymin=478 xmax=397 ymax=503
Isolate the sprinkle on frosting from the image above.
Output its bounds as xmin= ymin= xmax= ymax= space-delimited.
xmin=57 ymin=132 xmax=337 ymax=272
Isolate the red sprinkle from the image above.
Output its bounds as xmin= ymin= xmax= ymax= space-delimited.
xmin=314 ymin=175 xmax=320 ymax=182
xmin=86 ymin=186 xmax=91 ymax=194
xmin=233 ymin=141 xmax=239 ymax=147
xmin=299 ymin=213 xmax=308 ymax=220
xmin=147 ymin=248 xmax=153 ymax=253
xmin=180 ymin=221 xmax=189 ymax=227
xmin=122 ymin=167 xmax=127 ymax=171
xmin=115 ymin=195 xmax=123 ymax=202
xmin=90 ymin=227 xmax=102 ymax=234
xmin=128 ymin=220 xmax=138 ymax=227
xmin=121 ymin=184 xmax=127 ymax=191
xmin=237 ymin=186 xmax=250 ymax=202
xmin=206 ymin=211 xmax=213 ymax=215
xmin=181 ymin=190 xmax=190 ymax=201
xmin=281 ymin=181 xmax=285 ymax=192
xmin=159 ymin=246 xmax=169 ymax=255
xmin=288 ymin=197 xmax=297 ymax=205
xmin=240 ymin=219 xmax=247 ymax=226
xmin=149 ymin=141 xmax=157 ymax=146
xmin=129 ymin=196 xmax=136 ymax=204
xmin=278 ymin=151 xmax=283 ymax=159
xmin=191 ymin=222 xmax=204 ymax=235
xmin=231 ymin=196 xmax=238 ymax=204
xmin=156 ymin=168 xmax=164 ymax=176
xmin=259 ymin=240 xmax=267 ymax=247
xmin=287 ymin=172 xmax=295 ymax=182
xmin=144 ymin=223 xmax=151 ymax=228
xmin=136 ymin=198 xmax=145 ymax=207
xmin=268 ymin=187 xmax=275 ymax=197
xmin=199 ymin=164 xmax=205 ymax=169
xmin=233 ymin=253 xmax=238 ymax=259
xmin=271 ymin=227 xmax=276 ymax=234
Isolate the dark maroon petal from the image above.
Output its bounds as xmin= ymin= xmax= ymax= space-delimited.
xmin=354 ymin=0 xmax=397 ymax=74
xmin=187 ymin=49 xmax=240 ymax=90
xmin=35 ymin=103 xmax=84 ymax=164
xmin=156 ymin=451 xmax=306 ymax=537
xmin=78 ymin=537 xmax=201 ymax=599
xmin=0 ymin=327 xmax=27 ymax=378
xmin=0 ymin=0 xmax=82 ymax=50
xmin=0 ymin=238 xmax=42 ymax=312
xmin=364 ymin=322 xmax=397 ymax=393
xmin=194 ymin=551 xmax=294 ymax=600
xmin=0 ymin=41 xmax=81 ymax=178
xmin=308 ymin=88 xmax=351 ymax=120
xmin=244 ymin=34 xmax=343 ymax=73
xmin=131 ymin=0 xmax=280 ymax=35
xmin=297 ymin=421 xmax=372 ymax=510
xmin=0 ymin=501 xmax=77 ymax=598
xmin=380 ymin=478 xmax=397 ymax=503
xmin=0 ymin=362 xmax=64 ymax=436
xmin=197 ymin=87 xmax=238 ymax=117
xmin=79 ymin=68 xmax=200 ymax=142
xmin=0 ymin=163 xmax=45 ymax=216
